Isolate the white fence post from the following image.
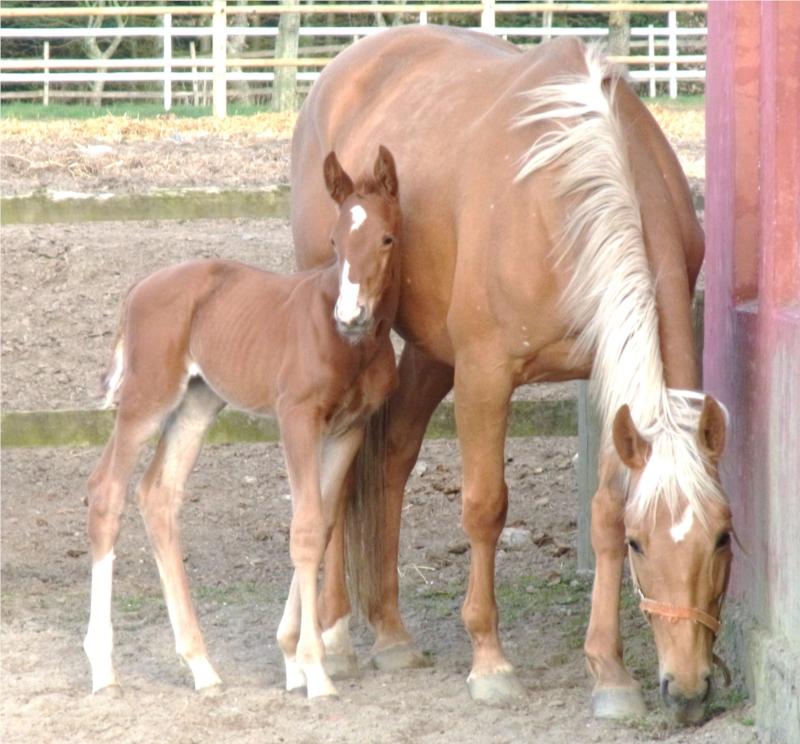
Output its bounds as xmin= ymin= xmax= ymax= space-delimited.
xmin=419 ymin=10 xmax=428 ymax=25
xmin=481 ymin=0 xmax=496 ymax=33
xmin=43 ymin=40 xmax=49 ymax=106
xmin=668 ymin=9 xmax=678 ymax=99
xmin=212 ymin=0 xmax=227 ymax=118
xmin=163 ymin=12 xmax=172 ymax=111
xmin=648 ymin=24 xmax=655 ymax=98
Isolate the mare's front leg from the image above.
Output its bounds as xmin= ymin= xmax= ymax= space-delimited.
xmin=454 ymin=349 xmax=526 ymax=705
xmin=276 ymin=412 xmax=341 ymax=699
xmin=584 ymin=453 xmax=646 ymax=718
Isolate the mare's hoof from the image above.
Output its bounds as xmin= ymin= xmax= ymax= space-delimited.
xmin=198 ymin=682 xmax=224 ymax=698
xmin=467 ymin=671 xmax=526 ymax=706
xmin=323 ymin=653 xmax=360 ymax=680
xmin=371 ymin=642 xmax=432 ymax=672
xmin=591 ymin=687 xmax=646 ymax=719
xmin=93 ymin=683 xmax=123 ymax=699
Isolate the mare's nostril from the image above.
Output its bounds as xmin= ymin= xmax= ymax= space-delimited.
xmin=701 ymin=673 xmax=713 ymax=703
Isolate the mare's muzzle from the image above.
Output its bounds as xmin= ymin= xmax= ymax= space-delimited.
xmin=660 ymin=673 xmax=712 ymax=724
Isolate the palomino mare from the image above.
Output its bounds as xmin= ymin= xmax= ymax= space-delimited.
xmin=84 ymin=147 xmax=402 ymax=699
xmin=291 ymin=27 xmax=732 ymax=723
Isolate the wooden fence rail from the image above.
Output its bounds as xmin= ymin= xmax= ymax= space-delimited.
xmin=0 ymin=2 xmax=707 ymax=115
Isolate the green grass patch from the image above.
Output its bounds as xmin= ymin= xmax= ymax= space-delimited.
xmin=195 ymin=580 xmax=282 ymax=606
xmin=0 ymin=101 xmax=269 ymax=121
xmin=645 ymin=94 xmax=705 ymax=110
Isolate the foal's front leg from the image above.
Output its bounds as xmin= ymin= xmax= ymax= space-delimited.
xmin=276 ymin=414 xmax=338 ymax=699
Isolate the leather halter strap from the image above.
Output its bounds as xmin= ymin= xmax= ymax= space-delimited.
xmin=628 ymin=548 xmax=723 ymax=636
xmin=638 ymin=597 xmax=721 ymax=635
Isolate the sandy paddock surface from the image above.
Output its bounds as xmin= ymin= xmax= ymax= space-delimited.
xmin=0 ymin=103 xmax=755 ymax=744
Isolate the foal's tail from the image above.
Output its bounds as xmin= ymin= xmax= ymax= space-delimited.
xmin=99 ymin=291 xmax=131 ymax=409
xmin=346 ymin=400 xmax=390 ymax=618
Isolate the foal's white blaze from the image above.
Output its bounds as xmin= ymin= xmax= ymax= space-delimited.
xmin=670 ymin=505 xmax=695 ymax=543
xmin=84 ymin=551 xmax=117 ymax=692
xmin=335 ymin=259 xmax=362 ymax=324
xmin=350 ymin=204 xmax=367 ymax=232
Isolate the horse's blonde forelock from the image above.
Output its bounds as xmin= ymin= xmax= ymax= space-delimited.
xmin=514 ymin=43 xmax=727 ymax=527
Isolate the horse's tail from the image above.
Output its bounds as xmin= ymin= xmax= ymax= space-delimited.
xmin=99 ymin=290 xmax=131 ymax=409
xmin=346 ymin=400 xmax=390 ymax=617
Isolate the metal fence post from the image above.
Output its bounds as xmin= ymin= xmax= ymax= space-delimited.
xmin=577 ymin=381 xmax=600 ymax=574
xmin=163 ymin=12 xmax=172 ymax=111
xmin=212 ymin=0 xmax=227 ymax=118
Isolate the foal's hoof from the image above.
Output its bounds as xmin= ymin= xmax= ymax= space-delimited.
xmin=93 ymin=683 xmax=124 ymax=699
xmin=198 ymin=682 xmax=224 ymax=698
xmin=370 ymin=642 xmax=431 ymax=672
xmin=467 ymin=671 xmax=527 ymax=706
xmin=591 ymin=687 xmax=647 ymax=720
xmin=323 ymin=653 xmax=360 ymax=680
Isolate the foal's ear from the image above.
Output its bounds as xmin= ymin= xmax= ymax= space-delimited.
xmin=324 ymin=151 xmax=354 ymax=205
xmin=374 ymin=145 xmax=399 ymax=198
xmin=612 ymin=404 xmax=650 ymax=470
xmin=698 ymin=395 xmax=727 ymax=461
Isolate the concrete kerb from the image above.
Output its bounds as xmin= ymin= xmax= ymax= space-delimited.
xmin=0 ymin=399 xmax=578 ymax=449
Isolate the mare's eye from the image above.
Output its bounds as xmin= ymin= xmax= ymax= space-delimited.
xmin=715 ymin=532 xmax=731 ymax=550
xmin=330 ymin=238 xmax=335 ymax=247
xmin=382 ymin=235 xmax=394 ymax=246
xmin=626 ymin=538 xmax=643 ymax=555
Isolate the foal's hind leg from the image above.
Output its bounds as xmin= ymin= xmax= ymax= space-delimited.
xmin=137 ymin=380 xmax=225 ymax=693
xmin=84 ymin=407 xmax=161 ymax=694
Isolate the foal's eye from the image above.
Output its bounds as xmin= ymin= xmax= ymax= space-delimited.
xmin=715 ymin=532 xmax=731 ymax=550
xmin=382 ymin=235 xmax=394 ymax=246
xmin=626 ymin=538 xmax=644 ymax=555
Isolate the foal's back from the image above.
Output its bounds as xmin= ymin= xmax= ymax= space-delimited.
xmin=122 ymin=258 xmax=337 ymax=414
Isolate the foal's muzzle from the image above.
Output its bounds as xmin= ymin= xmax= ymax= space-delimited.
xmin=334 ymin=306 xmax=371 ymax=342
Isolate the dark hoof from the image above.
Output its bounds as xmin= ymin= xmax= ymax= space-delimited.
xmin=371 ymin=642 xmax=432 ymax=672
xmin=591 ymin=687 xmax=647 ymax=719
xmin=467 ymin=671 xmax=526 ymax=706
xmin=323 ymin=653 xmax=360 ymax=680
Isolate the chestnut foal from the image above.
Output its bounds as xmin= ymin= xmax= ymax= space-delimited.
xmin=83 ymin=146 xmax=401 ymax=699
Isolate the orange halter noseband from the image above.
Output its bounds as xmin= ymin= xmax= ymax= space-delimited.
xmin=627 ymin=546 xmax=724 ymax=636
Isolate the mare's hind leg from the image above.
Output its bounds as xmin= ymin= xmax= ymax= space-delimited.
xmin=584 ymin=453 xmax=646 ymax=718
xmin=136 ymin=379 xmax=225 ymax=693
xmin=368 ymin=345 xmax=453 ymax=671
xmin=84 ymin=406 xmax=162 ymax=694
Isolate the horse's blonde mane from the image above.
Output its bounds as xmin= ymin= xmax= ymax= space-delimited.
xmin=514 ymin=43 xmax=726 ymax=526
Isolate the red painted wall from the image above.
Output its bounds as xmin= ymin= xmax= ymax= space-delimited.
xmin=704 ymin=1 xmax=799 ymax=737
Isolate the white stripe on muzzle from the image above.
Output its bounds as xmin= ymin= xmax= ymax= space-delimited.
xmin=335 ymin=259 xmax=362 ymax=324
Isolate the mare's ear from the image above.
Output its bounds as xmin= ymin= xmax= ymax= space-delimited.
xmin=324 ymin=151 xmax=354 ymax=205
xmin=374 ymin=145 xmax=399 ymax=198
xmin=612 ymin=404 xmax=650 ymax=470
xmin=698 ymin=396 xmax=726 ymax=461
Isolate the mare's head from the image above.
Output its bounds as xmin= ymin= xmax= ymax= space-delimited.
xmin=612 ymin=395 xmax=732 ymax=724
xmin=323 ymin=146 xmax=401 ymax=343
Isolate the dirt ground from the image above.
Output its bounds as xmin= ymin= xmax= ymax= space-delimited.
xmin=1 ymin=104 xmax=755 ymax=743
